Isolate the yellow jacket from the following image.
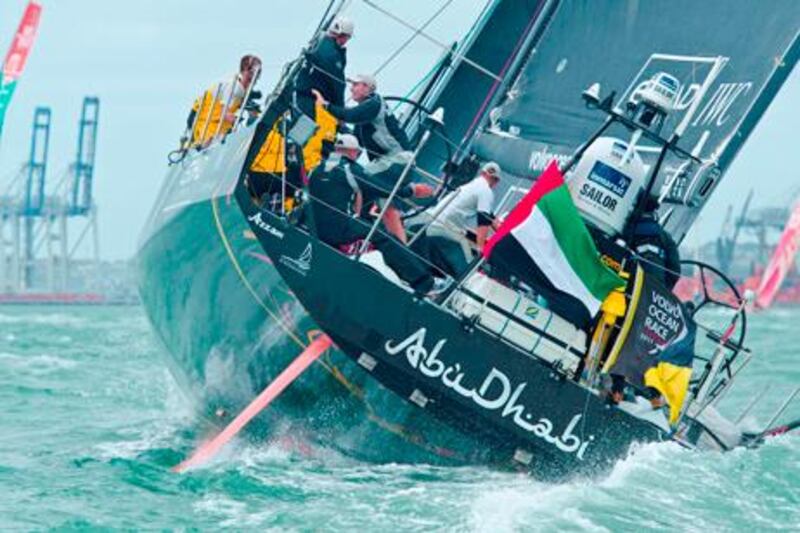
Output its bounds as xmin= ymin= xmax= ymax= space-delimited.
xmin=250 ymin=103 xmax=337 ymax=174
xmin=190 ymin=77 xmax=245 ymax=146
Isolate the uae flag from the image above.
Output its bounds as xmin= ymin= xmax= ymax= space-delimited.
xmin=484 ymin=162 xmax=624 ymax=328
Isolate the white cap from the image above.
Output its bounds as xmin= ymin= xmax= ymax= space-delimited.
xmin=481 ymin=161 xmax=501 ymax=179
xmin=350 ymin=73 xmax=377 ymax=90
xmin=335 ymin=133 xmax=360 ymax=151
xmin=328 ymin=16 xmax=354 ymax=37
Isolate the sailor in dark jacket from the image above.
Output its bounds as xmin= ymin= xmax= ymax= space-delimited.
xmin=295 ymin=16 xmax=353 ymax=117
xmin=308 ymin=134 xmax=435 ymax=294
xmin=313 ymin=73 xmax=421 ymax=242
xmin=630 ymin=196 xmax=681 ymax=289
xmin=313 ymin=73 xmax=411 ymax=161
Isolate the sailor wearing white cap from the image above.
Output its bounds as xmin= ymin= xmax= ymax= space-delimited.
xmin=313 ymin=72 xmax=411 ymax=162
xmin=308 ymin=133 xmax=436 ymax=294
xmin=328 ymin=16 xmax=355 ymax=39
xmin=422 ymin=161 xmax=502 ymax=275
xmin=295 ymin=16 xmax=353 ymax=117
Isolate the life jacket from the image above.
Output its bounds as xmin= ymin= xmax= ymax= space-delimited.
xmin=190 ymin=77 xmax=245 ymax=146
xmin=355 ymin=94 xmax=411 ymax=160
xmin=250 ymin=102 xmax=337 ymax=174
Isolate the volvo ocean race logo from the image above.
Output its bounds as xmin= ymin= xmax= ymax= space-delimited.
xmin=280 ymin=243 xmax=312 ymax=275
xmin=385 ymin=328 xmax=594 ymax=460
xmin=247 ymin=212 xmax=284 ymax=239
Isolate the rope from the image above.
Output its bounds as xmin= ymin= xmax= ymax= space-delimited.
xmin=361 ymin=0 xmax=502 ymax=82
xmin=211 ymin=194 xmax=307 ymax=348
xmin=461 ymin=0 xmax=545 ymax=150
xmin=372 ymin=0 xmax=454 ymax=77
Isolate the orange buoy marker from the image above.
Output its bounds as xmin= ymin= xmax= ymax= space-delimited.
xmin=172 ymin=334 xmax=332 ymax=473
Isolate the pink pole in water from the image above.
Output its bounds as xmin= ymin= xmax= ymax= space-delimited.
xmin=172 ymin=334 xmax=332 ymax=473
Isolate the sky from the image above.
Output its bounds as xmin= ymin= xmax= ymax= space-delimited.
xmin=0 ymin=0 xmax=798 ymax=259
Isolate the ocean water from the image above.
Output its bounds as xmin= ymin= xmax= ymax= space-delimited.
xmin=1 ymin=305 xmax=797 ymax=531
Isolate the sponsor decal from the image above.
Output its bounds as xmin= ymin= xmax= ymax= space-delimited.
xmin=612 ymin=274 xmax=691 ymax=384
xmin=641 ymin=288 xmax=684 ymax=345
xmin=691 ymin=82 xmax=752 ymax=128
xmin=280 ymin=243 xmax=312 ymax=275
xmin=600 ymin=254 xmax=623 ymax=273
xmin=587 ymin=161 xmax=632 ymax=197
xmin=247 ymin=212 xmax=285 ymax=239
xmin=528 ymin=146 xmax=571 ymax=173
xmin=385 ymin=327 xmax=594 ymax=459
xmin=579 ymin=183 xmax=619 ymax=212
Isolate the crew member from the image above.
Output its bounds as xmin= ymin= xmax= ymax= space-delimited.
xmin=313 ymin=73 xmax=417 ymax=242
xmin=186 ymin=54 xmax=262 ymax=148
xmin=313 ymin=73 xmax=411 ymax=161
xmin=417 ymin=161 xmax=501 ymax=276
xmin=630 ymin=196 xmax=681 ymax=289
xmin=308 ymin=134 xmax=435 ymax=294
xmin=248 ymin=19 xmax=352 ymax=183
xmin=295 ymin=16 xmax=353 ymax=117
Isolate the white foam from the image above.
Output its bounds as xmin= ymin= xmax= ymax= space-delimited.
xmin=0 ymin=352 xmax=78 ymax=374
xmin=0 ymin=312 xmax=87 ymax=326
xmin=468 ymin=475 xmax=610 ymax=532
xmin=600 ymin=440 xmax=684 ymax=488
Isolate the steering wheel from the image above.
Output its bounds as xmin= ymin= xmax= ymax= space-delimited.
xmin=677 ymin=259 xmax=747 ymax=357
xmin=382 ymin=96 xmax=455 ymax=220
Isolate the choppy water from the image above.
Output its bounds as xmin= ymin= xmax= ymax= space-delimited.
xmin=1 ymin=305 xmax=797 ymax=530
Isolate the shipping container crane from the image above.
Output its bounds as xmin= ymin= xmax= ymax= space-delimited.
xmin=69 ymin=96 xmax=98 ymax=216
xmin=1 ymin=97 xmax=101 ymax=294
xmin=22 ymin=106 xmax=51 ymax=288
xmin=40 ymin=96 xmax=100 ymax=290
xmin=0 ymin=106 xmax=51 ymax=292
xmin=716 ymin=189 xmax=753 ymax=274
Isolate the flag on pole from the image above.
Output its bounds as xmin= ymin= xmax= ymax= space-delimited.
xmin=0 ymin=1 xmax=43 ymax=135
xmin=484 ymin=161 xmax=625 ymax=328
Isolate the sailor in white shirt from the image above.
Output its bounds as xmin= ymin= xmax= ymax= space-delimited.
xmin=423 ymin=161 xmax=501 ymax=275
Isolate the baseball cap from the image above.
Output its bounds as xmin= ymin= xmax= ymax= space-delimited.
xmin=335 ymin=133 xmax=360 ymax=150
xmin=350 ymin=73 xmax=377 ymax=90
xmin=481 ymin=161 xmax=501 ymax=179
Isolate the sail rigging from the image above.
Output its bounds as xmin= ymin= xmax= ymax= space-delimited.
xmin=463 ymin=0 xmax=800 ymax=243
xmin=414 ymin=0 xmax=556 ymax=176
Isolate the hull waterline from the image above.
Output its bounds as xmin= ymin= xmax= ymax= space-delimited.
xmin=136 ymin=131 xmax=494 ymax=465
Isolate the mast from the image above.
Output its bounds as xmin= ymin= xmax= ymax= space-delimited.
xmin=456 ymin=0 xmax=799 ymax=245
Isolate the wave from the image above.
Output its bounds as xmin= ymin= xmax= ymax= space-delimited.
xmin=0 ymin=352 xmax=78 ymax=374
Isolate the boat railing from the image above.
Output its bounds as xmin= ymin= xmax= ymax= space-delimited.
xmin=445 ymin=272 xmax=587 ymax=375
xmin=253 ymin=166 xmax=462 ymax=284
xmin=169 ymin=66 xmax=263 ymax=164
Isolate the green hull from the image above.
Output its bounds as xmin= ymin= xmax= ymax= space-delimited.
xmin=136 ymin=131 xmax=475 ymax=464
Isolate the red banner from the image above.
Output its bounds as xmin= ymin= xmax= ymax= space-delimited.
xmin=2 ymin=1 xmax=42 ymax=84
xmin=756 ymin=201 xmax=800 ymax=309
